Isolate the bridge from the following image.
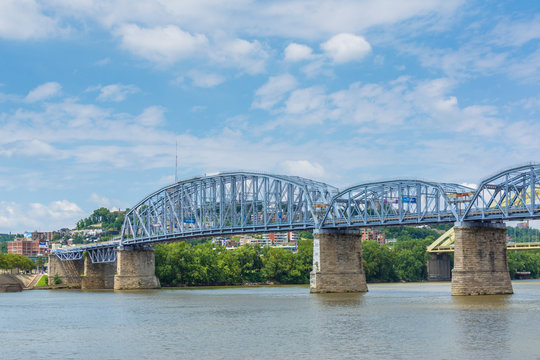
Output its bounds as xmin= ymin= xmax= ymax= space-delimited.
xmin=49 ymin=163 xmax=540 ymax=295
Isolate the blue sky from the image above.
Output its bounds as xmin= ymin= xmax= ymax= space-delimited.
xmin=1 ymin=1 xmax=540 ymax=233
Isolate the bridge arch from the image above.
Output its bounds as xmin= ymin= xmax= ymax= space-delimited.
xmin=120 ymin=172 xmax=338 ymax=245
xmin=462 ymin=163 xmax=540 ymax=222
xmin=321 ymin=179 xmax=475 ymax=228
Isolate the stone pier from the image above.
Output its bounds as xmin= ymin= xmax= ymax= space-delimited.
xmin=48 ymin=255 xmax=84 ymax=287
xmin=451 ymin=223 xmax=513 ymax=296
xmin=427 ymin=253 xmax=452 ymax=281
xmin=81 ymin=257 xmax=116 ymax=289
xmin=114 ymin=247 xmax=160 ymax=290
xmin=310 ymin=229 xmax=367 ymax=293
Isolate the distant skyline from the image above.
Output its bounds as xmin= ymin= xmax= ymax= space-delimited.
xmin=1 ymin=1 xmax=540 ymax=232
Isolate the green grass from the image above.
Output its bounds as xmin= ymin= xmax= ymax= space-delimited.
xmin=36 ymin=275 xmax=48 ymax=287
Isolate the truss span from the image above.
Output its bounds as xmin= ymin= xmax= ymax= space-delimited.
xmin=462 ymin=164 xmax=540 ymax=222
xmin=120 ymin=172 xmax=338 ymax=246
xmin=321 ymin=180 xmax=474 ymax=228
xmin=53 ymin=164 xmax=540 ymax=262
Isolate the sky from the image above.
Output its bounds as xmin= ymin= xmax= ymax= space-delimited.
xmin=0 ymin=0 xmax=540 ymax=233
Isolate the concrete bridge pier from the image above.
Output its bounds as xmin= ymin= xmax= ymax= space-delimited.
xmin=427 ymin=253 xmax=452 ymax=281
xmin=48 ymin=255 xmax=84 ymax=287
xmin=114 ymin=247 xmax=160 ymax=290
xmin=451 ymin=222 xmax=513 ymax=296
xmin=310 ymin=229 xmax=368 ymax=293
xmin=81 ymin=257 xmax=116 ymax=289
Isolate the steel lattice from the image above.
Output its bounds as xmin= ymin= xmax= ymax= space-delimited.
xmin=53 ymin=164 xmax=540 ymax=263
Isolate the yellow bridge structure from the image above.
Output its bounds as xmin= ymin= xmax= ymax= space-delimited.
xmin=427 ymin=227 xmax=540 ymax=253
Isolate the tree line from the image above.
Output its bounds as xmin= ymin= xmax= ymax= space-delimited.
xmin=154 ymin=226 xmax=540 ymax=286
xmin=0 ymin=253 xmax=35 ymax=272
xmin=155 ymin=240 xmax=313 ymax=286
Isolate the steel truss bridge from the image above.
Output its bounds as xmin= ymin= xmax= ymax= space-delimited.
xmin=54 ymin=164 xmax=540 ymax=263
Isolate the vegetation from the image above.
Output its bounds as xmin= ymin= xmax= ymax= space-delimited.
xmin=0 ymin=253 xmax=35 ymax=272
xmin=155 ymin=240 xmax=313 ymax=286
xmin=76 ymin=207 xmax=125 ymax=231
xmin=507 ymin=226 xmax=540 ymax=242
xmin=53 ymin=274 xmax=62 ymax=285
xmin=0 ymin=234 xmax=17 ymax=254
xmin=36 ymin=275 xmax=49 ymax=287
xmin=507 ymin=250 xmax=540 ymax=278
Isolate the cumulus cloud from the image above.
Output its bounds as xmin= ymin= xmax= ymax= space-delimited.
xmin=211 ymin=37 xmax=268 ymax=74
xmin=252 ymin=74 xmax=297 ymax=110
xmin=284 ymin=43 xmax=313 ymax=62
xmin=0 ymin=200 xmax=84 ymax=232
xmin=321 ymin=33 xmax=372 ymax=63
xmin=136 ymin=106 xmax=166 ymax=127
xmin=115 ymin=24 xmax=208 ymax=64
xmin=25 ymin=82 xmax=62 ymax=102
xmin=0 ymin=0 xmax=59 ymax=40
xmin=88 ymin=83 xmax=139 ymax=102
xmin=282 ymin=160 xmax=325 ymax=178
xmin=187 ymin=70 xmax=225 ymax=88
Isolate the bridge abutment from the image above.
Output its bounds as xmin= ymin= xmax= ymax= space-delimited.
xmin=48 ymin=255 xmax=84 ymax=287
xmin=451 ymin=223 xmax=513 ymax=296
xmin=427 ymin=253 xmax=452 ymax=281
xmin=114 ymin=247 xmax=160 ymax=290
xmin=310 ymin=229 xmax=368 ymax=293
xmin=81 ymin=258 xmax=116 ymax=289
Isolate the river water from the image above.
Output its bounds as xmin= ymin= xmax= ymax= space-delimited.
xmin=1 ymin=281 xmax=540 ymax=360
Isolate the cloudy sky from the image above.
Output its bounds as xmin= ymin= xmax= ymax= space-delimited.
xmin=0 ymin=0 xmax=539 ymax=232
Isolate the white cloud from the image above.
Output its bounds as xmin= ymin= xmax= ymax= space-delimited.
xmin=90 ymin=193 xmax=111 ymax=207
xmin=25 ymin=82 xmax=62 ymax=102
xmin=211 ymin=37 xmax=268 ymax=74
xmin=321 ymin=33 xmax=372 ymax=63
xmin=115 ymin=24 xmax=208 ymax=64
xmin=0 ymin=0 xmax=59 ymax=40
xmin=252 ymin=74 xmax=297 ymax=110
xmin=90 ymin=84 xmax=139 ymax=102
xmin=136 ymin=106 xmax=166 ymax=127
xmin=282 ymin=160 xmax=325 ymax=178
xmin=187 ymin=70 xmax=225 ymax=88
xmin=492 ymin=15 xmax=540 ymax=47
xmin=285 ymin=87 xmax=327 ymax=115
xmin=284 ymin=43 xmax=313 ymax=62
xmin=0 ymin=200 xmax=84 ymax=232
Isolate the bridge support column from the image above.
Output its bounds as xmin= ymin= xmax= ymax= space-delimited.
xmin=451 ymin=223 xmax=513 ymax=296
xmin=310 ymin=229 xmax=367 ymax=293
xmin=114 ymin=247 xmax=160 ymax=290
xmin=427 ymin=253 xmax=451 ymax=281
xmin=48 ymin=255 xmax=84 ymax=287
xmin=81 ymin=257 xmax=116 ymax=289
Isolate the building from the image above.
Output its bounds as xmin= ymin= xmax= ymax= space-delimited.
xmin=262 ymin=231 xmax=299 ymax=245
xmin=360 ymin=228 xmax=386 ymax=246
xmin=7 ymin=238 xmax=40 ymax=257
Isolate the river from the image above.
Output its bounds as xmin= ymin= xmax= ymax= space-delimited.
xmin=1 ymin=281 xmax=540 ymax=359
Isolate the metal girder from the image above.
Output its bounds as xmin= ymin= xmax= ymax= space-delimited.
xmin=461 ymin=164 xmax=540 ymax=222
xmin=120 ymin=172 xmax=337 ymax=246
xmin=321 ymin=180 xmax=474 ymax=228
xmin=53 ymin=241 xmax=120 ymax=263
xmin=53 ymin=164 xmax=540 ymax=263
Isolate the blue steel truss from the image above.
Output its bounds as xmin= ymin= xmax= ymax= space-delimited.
xmin=54 ymin=241 xmax=120 ymax=263
xmin=321 ymin=180 xmax=474 ymax=228
xmin=53 ymin=164 xmax=540 ymax=263
xmin=120 ymin=172 xmax=338 ymax=246
xmin=461 ymin=164 xmax=540 ymax=222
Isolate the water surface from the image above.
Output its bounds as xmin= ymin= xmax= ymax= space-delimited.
xmin=1 ymin=281 xmax=539 ymax=359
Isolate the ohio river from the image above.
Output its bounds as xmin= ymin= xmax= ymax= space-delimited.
xmin=1 ymin=281 xmax=540 ymax=360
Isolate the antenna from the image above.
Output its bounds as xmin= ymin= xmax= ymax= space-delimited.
xmin=175 ymin=139 xmax=178 ymax=183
